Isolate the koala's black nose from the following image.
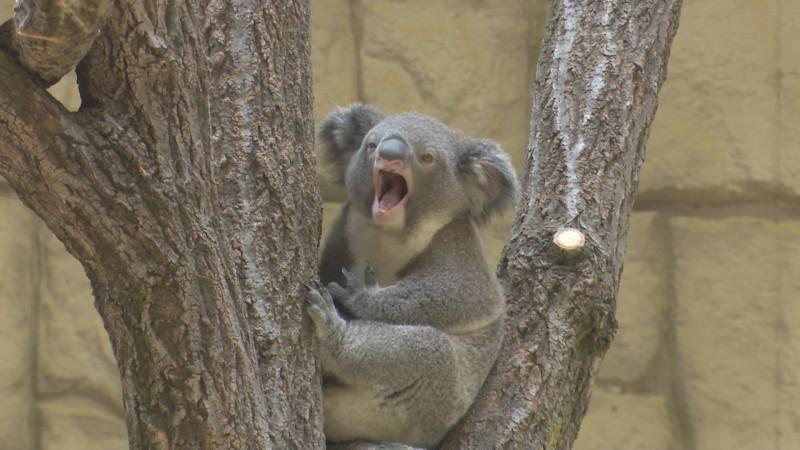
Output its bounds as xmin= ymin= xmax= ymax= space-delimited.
xmin=377 ymin=138 xmax=409 ymax=161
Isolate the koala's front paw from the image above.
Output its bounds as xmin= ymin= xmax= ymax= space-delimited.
xmin=327 ymin=265 xmax=376 ymax=316
xmin=303 ymin=281 xmax=345 ymax=341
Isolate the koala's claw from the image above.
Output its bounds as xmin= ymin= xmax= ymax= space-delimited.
xmin=329 ymin=266 xmax=373 ymax=316
xmin=303 ymin=280 xmax=343 ymax=338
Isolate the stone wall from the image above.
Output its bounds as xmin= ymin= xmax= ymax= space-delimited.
xmin=1 ymin=1 xmax=797 ymax=448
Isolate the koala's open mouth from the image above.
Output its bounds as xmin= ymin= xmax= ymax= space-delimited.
xmin=372 ymin=170 xmax=409 ymax=222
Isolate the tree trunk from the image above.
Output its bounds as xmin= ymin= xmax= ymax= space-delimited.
xmin=442 ymin=0 xmax=682 ymax=448
xmin=0 ymin=0 xmax=323 ymax=449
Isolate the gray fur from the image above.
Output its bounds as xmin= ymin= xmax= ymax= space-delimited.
xmin=306 ymin=104 xmax=518 ymax=449
xmin=458 ymin=138 xmax=519 ymax=225
xmin=319 ymin=203 xmax=354 ymax=287
xmin=319 ymin=104 xmax=386 ymax=184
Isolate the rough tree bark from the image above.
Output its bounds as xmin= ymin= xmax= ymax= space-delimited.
xmin=441 ymin=1 xmax=682 ymax=449
xmin=0 ymin=0 xmax=323 ymax=449
xmin=0 ymin=0 xmax=682 ymax=448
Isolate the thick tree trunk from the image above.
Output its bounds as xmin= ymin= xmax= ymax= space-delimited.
xmin=0 ymin=1 xmax=323 ymax=449
xmin=442 ymin=1 xmax=682 ymax=449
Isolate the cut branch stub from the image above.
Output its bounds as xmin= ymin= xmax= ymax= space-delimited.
xmin=0 ymin=0 xmax=111 ymax=85
xmin=550 ymin=227 xmax=586 ymax=263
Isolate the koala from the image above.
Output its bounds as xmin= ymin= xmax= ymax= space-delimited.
xmin=304 ymin=104 xmax=518 ymax=449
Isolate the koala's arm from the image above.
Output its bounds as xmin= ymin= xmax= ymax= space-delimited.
xmin=331 ymin=220 xmax=503 ymax=331
xmin=333 ymin=266 xmax=501 ymax=332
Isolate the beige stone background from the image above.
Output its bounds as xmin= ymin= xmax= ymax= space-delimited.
xmin=1 ymin=1 xmax=798 ymax=449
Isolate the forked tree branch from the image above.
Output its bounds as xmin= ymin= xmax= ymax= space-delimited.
xmin=3 ymin=1 xmax=323 ymax=446
xmin=0 ymin=0 xmax=120 ymax=264
xmin=0 ymin=0 xmax=111 ymax=85
xmin=0 ymin=49 xmax=85 ymax=220
xmin=442 ymin=0 xmax=683 ymax=448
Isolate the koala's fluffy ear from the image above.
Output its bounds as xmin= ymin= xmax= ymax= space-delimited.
xmin=318 ymin=104 xmax=385 ymax=184
xmin=458 ymin=139 xmax=519 ymax=224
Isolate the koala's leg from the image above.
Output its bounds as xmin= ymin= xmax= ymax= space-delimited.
xmin=325 ymin=321 xmax=457 ymax=387
xmin=306 ymin=282 xmax=456 ymax=388
xmin=305 ymin=283 xmax=459 ymax=446
xmin=323 ymin=321 xmax=459 ymax=447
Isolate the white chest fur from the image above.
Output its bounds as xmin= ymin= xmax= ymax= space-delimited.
xmin=346 ymin=210 xmax=448 ymax=285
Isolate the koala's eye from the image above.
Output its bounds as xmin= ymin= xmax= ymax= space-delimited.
xmin=420 ymin=152 xmax=435 ymax=164
xmin=367 ymin=142 xmax=378 ymax=152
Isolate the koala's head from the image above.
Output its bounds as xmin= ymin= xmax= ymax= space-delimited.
xmin=319 ymin=104 xmax=518 ymax=231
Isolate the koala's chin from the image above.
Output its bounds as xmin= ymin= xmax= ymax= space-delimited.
xmin=313 ymin=104 xmax=519 ymax=449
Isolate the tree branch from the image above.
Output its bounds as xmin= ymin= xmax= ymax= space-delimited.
xmin=442 ymin=1 xmax=683 ymax=448
xmin=0 ymin=0 xmax=118 ymax=261
xmin=0 ymin=49 xmax=100 ymax=259
xmin=0 ymin=45 xmax=160 ymax=272
xmin=4 ymin=1 xmax=322 ymax=446
xmin=0 ymin=0 xmax=111 ymax=85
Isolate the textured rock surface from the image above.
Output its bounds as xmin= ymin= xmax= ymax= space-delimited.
xmin=574 ymin=390 xmax=674 ymax=450
xmin=0 ymin=195 xmax=36 ymax=450
xmin=47 ymin=71 xmax=82 ymax=112
xmin=311 ymin=0 xmax=358 ymax=118
xmin=596 ymin=212 xmax=670 ymax=386
xmin=38 ymin=400 xmax=127 ymax=450
xmin=780 ymin=221 xmax=800 ymax=449
xmin=671 ymin=216 xmax=799 ymax=450
xmin=780 ymin=0 xmax=800 ymax=197
xmin=1 ymin=0 xmax=799 ymax=448
xmin=36 ymin=229 xmax=126 ymax=447
xmin=355 ymin=0 xmax=547 ymax=170
xmin=312 ymin=0 xmax=359 ymax=202
xmin=639 ymin=0 xmax=784 ymax=201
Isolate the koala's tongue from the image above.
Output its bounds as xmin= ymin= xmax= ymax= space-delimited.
xmin=377 ymin=172 xmax=407 ymax=212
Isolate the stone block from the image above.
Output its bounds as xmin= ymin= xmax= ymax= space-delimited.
xmin=779 ymin=1 xmax=800 ymax=197
xmin=779 ymin=221 xmax=800 ymax=449
xmin=312 ymin=0 xmax=359 ymax=120
xmin=640 ymin=0 xmax=783 ymax=200
xmin=0 ymin=194 xmax=37 ymax=450
xmin=574 ymin=390 xmax=674 ymax=450
xmin=671 ymin=216 xmax=795 ymax=449
xmin=312 ymin=0 xmax=359 ymax=202
xmin=355 ymin=0 xmax=545 ymax=169
xmin=38 ymin=400 xmax=127 ymax=450
xmin=597 ymin=212 xmax=670 ymax=385
xmin=36 ymin=229 xmax=125 ymax=430
xmin=0 ymin=0 xmax=12 ymax=20
xmin=47 ymin=70 xmax=81 ymax=112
